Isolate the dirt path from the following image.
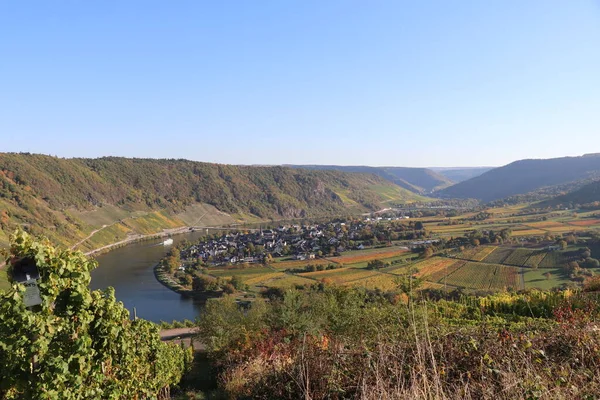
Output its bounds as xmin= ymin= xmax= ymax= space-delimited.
xmin=160 ymin=327 xmax=204 ymax=350
xmin=71 ymin=224 xmax=110 ymax=250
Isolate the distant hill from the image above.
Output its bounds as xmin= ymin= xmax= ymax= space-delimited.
xmin=0 ymin=154 xmax=425 ymax=249
xmin=287 ymin=165 xmax=453 ymax=193
xmin=436 ymin=155 xmax=600 ymax=202
xmin=430 ymin=167 xmax=494 ymax=183
xmin=538 ymin=180 xmax=600 ymax=208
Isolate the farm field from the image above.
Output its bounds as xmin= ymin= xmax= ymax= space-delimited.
xmin=253 ymin=273 xmax=315 ymax=288
xmin=300 ymin=268 xmax=380 ymax=284
xmin=270 ymin=258 xmax=330 ymax=270
xmin=511 ymin=229 xmax=547 ymax=237
xmin=456 ymin=246 xmax=497 ymax=262
xmin=525 ymin=221 xmax=566 ymax=229
xmin=269 ymin=247 xmax=410 ymax=271
xmin=412 ymin=257 xmax=458 ymax=279
xmin=482 ymin=247 xmax=514 ymax=264
xmin=329 ymin=247 xmax=409 ymax=265
xmin=442 ymin=262 xmax=521 ymax=291
xmin=567 ymin=219 xmax=600 ymax=227
xmin=503 ymin=249 xmax=537 ymax=267
xmin=207 ymin=266 xmax=275 ymax=281
xmin=524 ymin=268 xmax=571 ymax=290
xmin=426 ymin=260 xmax=466 ymax=283
xmin=538 ymin=251 xmax=566 ymax=269
xmin=343 ymin=254 xmax=415 ymax=269
xmin=523 ymin=251 xmax=548 ymax=268
xmin=345 ymin=273 xmax=399 ymax=291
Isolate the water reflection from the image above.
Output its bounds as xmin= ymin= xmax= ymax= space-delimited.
xmin=90 ymin=231 xmax=211 ymax=323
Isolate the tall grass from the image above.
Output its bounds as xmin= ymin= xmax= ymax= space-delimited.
xmin=197 ymin=287 xmax=600 ymax=399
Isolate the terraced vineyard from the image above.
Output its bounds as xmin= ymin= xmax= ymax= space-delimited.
xmin=482 ymin=247 xmax=514 ymax=264
xmin=260 ymin=274 xmax=316 ymax=288
xmin=346 ymin=273 xmax=399 ymax=291
xmin=427 ymin=260 xmax=466 ymax=283
xmin=413 ymin=257 xmax=458 ymax=279
xmin=503 ymin=249 xmax=537 ymax=267
xmin=443 ymin=262 xmax=521 ymax=290
xmin=523 ymin=251 xmax=547 ymax=268
xmin=456 ymin=246 xmax=497 ymax=261
xmin=538 ymin=251 xmax=566 ymax=269
xmin=300 ymin=268 xmax=380 ymax=284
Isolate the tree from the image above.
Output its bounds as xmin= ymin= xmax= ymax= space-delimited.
xmin=471 ymin=238 xmax=480 ymax=247
xmin=193 ymin=275 xmax=219 ymax=292
xmin=223 ymin=283 xmax=236 ymax=294
xmin=584 ymin=258 xmax=600 ymax=269
xmin=414 ymin=221 xmax=424 ymax=230
xmin=367 ymin=259 xmax=385 ymax=270
xmin=422 ymin=247 xmax=434 ymax=259
xmin=230 ymin=275 xmax=245 ymax=290
xmin=543 ymin=272 xmax=552 ymax=280
xmin=0 ymin=230 xmax=191 ymax=399
xmin=558 ymin=240 xmax=568 ymax=250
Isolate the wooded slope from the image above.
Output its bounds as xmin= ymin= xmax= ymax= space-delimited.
xmin=436 ymin=154 xmax=600 ymax=202
xmin=288 ymin=165 xmax=453 ymax=193
xmin=0 ymin=153 xmax=424 ymax=248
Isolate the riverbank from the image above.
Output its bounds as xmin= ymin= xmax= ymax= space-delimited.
xmin=153 ymin=263 xmax=223 ymax=301
xmin=84 ymin=226 xmax=196 ymax=256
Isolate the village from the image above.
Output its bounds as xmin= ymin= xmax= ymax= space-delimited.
xmin=179 ymin=218 xmax=435 ymax=267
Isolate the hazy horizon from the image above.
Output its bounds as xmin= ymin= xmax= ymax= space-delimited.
xmin=2 ymin=1 xmax=599 ymax=167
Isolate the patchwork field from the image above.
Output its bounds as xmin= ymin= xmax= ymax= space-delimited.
xmin=503 ymin=249 xmax=537 ymax=267
xmin=526 ymin=221 xmax=565 ymax=229
xmin=538 ymin=251 xmax=566 ymax=269
xmin=269 ymin=247 xmax=410 ymax=271
xmin=456 ymin=246 xmax=497 ymax=262
xmin=568 ymin=219 xmax=600 ymax=227
xmin=413 ymin=257 xmax=459 ymax=279
xmin=329 ymin=247 xmax=410 ymax=265
xmin=442 ymin=262 xmax=521 ymax=291
xmin=208 ymin=266 xmax=275 ymax=281
xmin=482 ymin=247 xmax=514 ymax=264
xmin=345 ymin=273 xmax=399 ymax=291
xmin=264 ymin=274 xmax=317 ymax=288
xmin=511 ymin=229 xmax=547 ymax=237
xmin=523 ymin=251 xmax=548 ymax=268
xmin=300 ymin=268 xmax=380 ymax=284
xmin=524 ymin=268 xmax=571 ymax=290
xmin=426 ymin=260 xmax=466 ymax=283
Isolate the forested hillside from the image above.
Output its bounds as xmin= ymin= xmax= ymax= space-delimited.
xmin=0 ymin=153 xmax=424 ymax=250
xmin=539 ymin=179 xmax=600 ymax=208
xmin=436 ymin=154 xmax=600 ymax=202
xmin=431 ymin=167 xmax=494 ymax=183
xmin=288 ymin=165 xmax=452 ymax=193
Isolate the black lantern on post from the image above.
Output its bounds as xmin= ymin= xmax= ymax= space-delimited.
xmin=11 ymin=257 xmax=42 ymax=308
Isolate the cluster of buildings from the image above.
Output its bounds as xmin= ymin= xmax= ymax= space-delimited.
xmin=178 ymin=218 xmax=431 ymax=266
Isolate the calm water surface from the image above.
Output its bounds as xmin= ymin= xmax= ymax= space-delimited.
xmin=90 ymin=231 xmax=214 ymax=323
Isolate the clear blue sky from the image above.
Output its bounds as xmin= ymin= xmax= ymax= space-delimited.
xmin=1 ymin=1 xmax=599 ymax=167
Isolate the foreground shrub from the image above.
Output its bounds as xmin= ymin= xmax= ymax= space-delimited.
xmin=198 ymin=286 xmax=600 ymax=399
xmin=0 ymin=231 xmax=192 ymax=399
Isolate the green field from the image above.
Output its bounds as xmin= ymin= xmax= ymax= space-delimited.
xmin=524 ymin=268 xmax=571 ymax=290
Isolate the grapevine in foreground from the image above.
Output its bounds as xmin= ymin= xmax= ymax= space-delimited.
xmin=0 ymin=230 xmax=192 ymax=400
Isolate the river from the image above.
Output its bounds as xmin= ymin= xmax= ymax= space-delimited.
xmin=90 ymin=230 xmax=216 ymax=323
